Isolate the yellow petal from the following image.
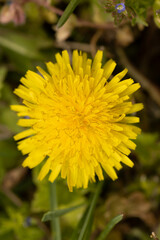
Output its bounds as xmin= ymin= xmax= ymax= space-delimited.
xmin=101 ymin=162 xmax=118 ymax=180
xmin=121 ymin=116 xmax=140 ymax=123
xmin=92 ymin=50 xmax=103 ymax=72
xmin=10 ymin=105 xmax=28 ymax=112
xmin=111 ymin=68 xmax=128 ymax=83
xmin=38 ymin=158 xmax=52 ymax=180
xmin=121 ymin=155 xmax=134 ymax=167
xmin=49 ymin=164 xmax=62 ymax=182
xmin=128 ymin=103 xmax=144 ymax=113
xmin=23 ymin=151 xmax=45 ymax=168
xmin=120 ymin=83 xmax=140 ymax=96
xmin=14 ymin=129 xmax=35 ymax=141
xmin=17 ymin=118 xmax=37 ymax=127
xmin=103 ymin=59 xmax=116 ymax=80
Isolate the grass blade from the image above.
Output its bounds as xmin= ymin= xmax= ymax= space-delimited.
xmin=75 ymin=182 xmax=103 ymax=240
xmin=83 ymin=213 xmax=94 ymax=240
xmin=71 ymin=203 xmax=90 ymax=240
xmin=0 ymin=30 xmax=43 ymax=59
xmin=57 ymin=0 xmax=81 ymax=28
xmin=0 ymin=66 xmax=7 ymax=97
xmin=97 ymin=214 xmax=123 ymax=240
xmin=42 ymin=202 xmax=84 ymax=222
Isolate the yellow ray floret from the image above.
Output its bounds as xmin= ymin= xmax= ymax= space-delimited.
xmin=11 ymin=50 xmax=143 ymax=191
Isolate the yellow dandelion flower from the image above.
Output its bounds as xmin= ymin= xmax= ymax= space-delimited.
xmin=11 ymin=50 xmax=143 ymax=191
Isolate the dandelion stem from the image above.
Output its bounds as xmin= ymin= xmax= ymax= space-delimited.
xmin=50 ymin=181 xmax=61 ymax=240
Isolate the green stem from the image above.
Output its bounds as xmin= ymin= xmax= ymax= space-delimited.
xmin=50 ymin=181 xmax=61 ymax=240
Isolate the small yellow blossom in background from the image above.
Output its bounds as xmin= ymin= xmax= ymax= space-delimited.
xmin=11 ymin=50 xmax=143 ymax=191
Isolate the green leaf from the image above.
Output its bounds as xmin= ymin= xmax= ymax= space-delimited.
xmin=71 ymin=182 xmax=103 ymax=240
xmin=125 ymin=0 xmax=154 ymax=26
xmin=0 ymin=66 xmax=7 ymax=97
xmin=31 ymin=177 xmax=50 ymax=213
xmin=97 ymin=214 xmax=123 ymax=240
xmin=42 ymin=202 xmax=84 ymax=222
xmin=83 ymin=213 xmax=94 ymax=240
xmin=71 ymin=204 xmax=89 ymax=240
xmin=0 ymin=83 xmax=22 ymax=133
xmin=57 ymin=0 xmax=81 ymax=28
xmin=135 ymin=133 xmax=160 ymax=167
xmin=153 ymin=0 xmax=160 ymax=28
xmin=0 ymin=29 xmax=43 ymax=59
xmin=78 ymin=182 xmax=103 ymax=240
xmin=0 ymin=206 xmax=44 ymax=240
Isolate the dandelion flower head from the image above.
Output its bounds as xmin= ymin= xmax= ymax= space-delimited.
xmin=11 ymin=50 xmax=143 ymax=191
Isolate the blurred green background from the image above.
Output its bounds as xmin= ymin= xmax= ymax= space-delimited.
xmin=0 ymin=0 xmax=160 ymax=239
